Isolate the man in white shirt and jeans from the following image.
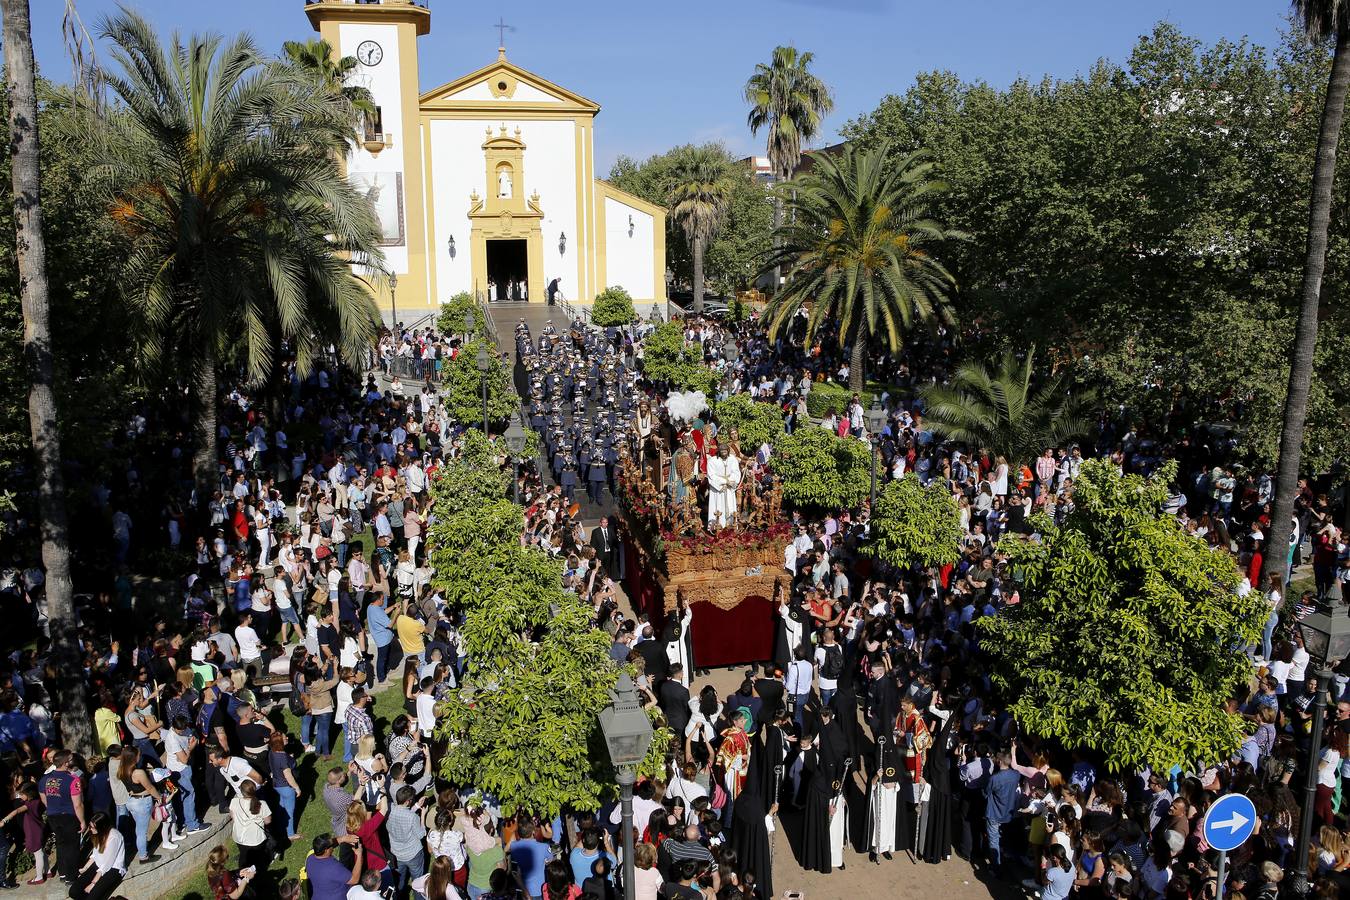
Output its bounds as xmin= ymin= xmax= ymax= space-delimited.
xmin=786 ymin=648 xmax=814 ymax=730
xmin=163 ymin=717 xmax=207 ymax=835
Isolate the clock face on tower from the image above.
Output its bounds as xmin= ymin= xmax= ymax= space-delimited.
xmin=356 ymin=41 xmax=383 ymax=66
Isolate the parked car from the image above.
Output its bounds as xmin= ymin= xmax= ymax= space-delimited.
xmin=668 ymin=291 xmax=730 ymax=316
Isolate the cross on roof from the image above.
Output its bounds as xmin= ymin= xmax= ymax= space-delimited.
xmin=495 ymin=18 xmax=513 ymax=51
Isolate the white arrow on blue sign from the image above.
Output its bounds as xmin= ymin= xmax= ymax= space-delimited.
xmin=1201 ymin=792 xmax=1257 ymax=852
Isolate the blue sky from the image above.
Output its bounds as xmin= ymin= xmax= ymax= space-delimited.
xmin=35 ymin=1 xmax=1293 ymax=171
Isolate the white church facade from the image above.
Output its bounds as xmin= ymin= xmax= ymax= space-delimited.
xmin=304 ymin=0 xmax=667 ymax=316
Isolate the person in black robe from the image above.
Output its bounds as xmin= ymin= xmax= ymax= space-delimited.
xmin=829 ymin=661 xmax=864 ymax=775
xmin=749 ymin=713 xmax=787 ymax=806
xmin=799 ymin=708 xmax=850 ymax=873
xmin=919 ymin=696 xmax=958 ymax=864
xmin=733 ymin=730 xmax=781 ymax=899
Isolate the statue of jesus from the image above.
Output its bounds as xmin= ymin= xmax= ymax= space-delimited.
xmin=705 ymin=444 xmax=742 ymax=528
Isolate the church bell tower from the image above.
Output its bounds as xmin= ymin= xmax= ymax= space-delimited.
xmin=305 ymin=0 xmax=432 ymax=320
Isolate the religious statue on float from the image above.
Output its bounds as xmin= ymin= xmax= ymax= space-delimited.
xmin=706 ymin=443 xmax=742 ymax=528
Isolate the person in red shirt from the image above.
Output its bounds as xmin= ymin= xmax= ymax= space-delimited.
xmin=231 ymin=500 xmax=250 ymax=549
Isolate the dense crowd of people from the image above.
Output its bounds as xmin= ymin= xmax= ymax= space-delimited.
xmin=0 ymin=300 xmax=1344 ymax=900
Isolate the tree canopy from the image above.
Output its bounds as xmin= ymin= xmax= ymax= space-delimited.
xmin=771 ymin=426 xmax=872 ymax=512
xmin=869 ymin=475 xmax=962 ymax=570
xmin=921 ymin=349 xmax=1095 ymax=472
xmin=840 ymin=22 xmax=1350 ymax=469
xmin=978 ymin=460 xmax=1267 ymax=773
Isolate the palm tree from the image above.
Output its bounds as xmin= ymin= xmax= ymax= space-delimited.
xmin=1 ymin=0 xmax=93 ymax=753
xmin=921 ymin=349 xmax=1095 ymax=475
xmin=745 ymin=46 xmax=834 ymax=287
xmin=88 ymin=10 xmax=385 ymax=500
xmin=1265 ymin=1 xmax=1350 ymax=588
xmin=761 ymin=142 xmax=962 ymax=394
xmin=282 ymin=38 xmax=376 ymax=141
xmin=669 ymin=145 xmax=736 ymax=314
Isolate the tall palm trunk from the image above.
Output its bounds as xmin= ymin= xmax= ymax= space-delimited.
xmin=770 ymin=161 xmax=784 ymax=290
xmin=193 ymin=348 xmax=219 ymax=508
xmin=849 ymin=331 xmax=865 ymax=395
xmin=692 ymin=235 xmax=705 ymax=314
xmin=1264 ymin=30 xmax=1350 ymax=590
xmin=2 ymin=0 xmax=93 ymax=754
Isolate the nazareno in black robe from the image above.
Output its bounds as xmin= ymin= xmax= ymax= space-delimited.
xmin=735 ymin=741 xmax=779 ymax=899
xmin=799 ymin=720 xmax=848 ymax=874
xmin=919 ymin=707 xmax=958 ymax=863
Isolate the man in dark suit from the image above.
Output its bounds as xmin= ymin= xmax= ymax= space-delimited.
xmin=754 ymin=663 xmax=786 ymax=722
xmin=635 ymin=625 xmax=670 ymax=683
xmin=590 ymin=516 xmax=618 ymax=578
xmin=659 ymin=663 xmax=691 ymax=737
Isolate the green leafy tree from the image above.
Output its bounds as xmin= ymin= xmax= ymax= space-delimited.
xmin=440 ymin=337 xmax=515 ymax=428
xmin=869 ymin=475 xmax=962 ymax=569
xmin=425 ymin=444 xmax=667 ymax=815
xmin=979 ymin=460 xmax=1267 ymax=773
xmin=921 ymin=349 xmax=1095 ymax=473
xmin=0 ymin=0 xmax=92 ymax=754
xmin=1266 ymin=1 xmax=1350 ymax=586
xmin=639 ymin=321 xmax=718 ymax=395
xmin=590 ymin=285 xmax=636 ymax=327
xmin=771 ymin=427 xmax=871 ymax=511
xmin=712 ymin=392 xmax=785 ymax=451
xmin=744 ymin=45 xmax=834 ymax=284
xmin=838 ymin=24 xmax=1350 ymax=471
xmin=436 ymin=291 xmax=479 ymax=337
xmin=669 ymin=145 xmax=736 ymax=313
xmin=87 ymin=10 xmax=385 ymax=497
xmin=762 ymin=142 xmax=963 ymax=394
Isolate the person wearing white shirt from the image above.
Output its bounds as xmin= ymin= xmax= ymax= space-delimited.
xmin=416 ymin=680 xmax=438 ymax=735
xmin=235 ymin=612 xmax=263 ymax=666
xmin=73 ymin=814 xmax=127 ymax=898
xmin=785 ymin=650 xmax=814 ymax=729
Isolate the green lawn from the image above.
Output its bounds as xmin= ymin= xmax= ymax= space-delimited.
xmin=171 ymin=676 xmax=412 ymax=898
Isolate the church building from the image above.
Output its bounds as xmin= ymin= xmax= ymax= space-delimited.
xmin=303 ymin=0 xmax=667 ymax=316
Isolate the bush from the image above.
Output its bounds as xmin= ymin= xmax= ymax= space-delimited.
xmin=437 ymin=292 xmax=479 ymax=337
xmin=590 ymin=286 xmax=637 ymax=327
xmin=441 ymin=338 xmax=516 ymax=427
xmin=979 ymin=460 xmax=1268 ymax=774
xmin=771 ymin=426 xmax=872 ymax=511
xmin=639 ymin=321 xmax=719 ymax=395
xmin=869 ymin=475 xmax=962 ymax=570
xmin=712 ymin=392 xmax=785 ymax=452
xmin=803 ymin=380 xmax=911 ymax=419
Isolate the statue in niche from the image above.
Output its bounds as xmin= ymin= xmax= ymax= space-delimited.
xmin=498 ymin=167 xmax=513 ymax=199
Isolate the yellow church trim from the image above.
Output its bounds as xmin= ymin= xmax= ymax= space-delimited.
xmin=397 ymin=19 xmax=431 ymax=312
xmin=419 ymin=56 xmax=601 ymax=112
xmin=421 ymin=121 xmax=438 ymax=306
xmin=305 ymin=0 xmax=430 ymax=37
xmin=593 ymin=180 xmax=668 ymax=307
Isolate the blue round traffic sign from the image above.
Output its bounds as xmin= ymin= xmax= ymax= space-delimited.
xmin=1202 ymin=793 xmax=1257 ymax=852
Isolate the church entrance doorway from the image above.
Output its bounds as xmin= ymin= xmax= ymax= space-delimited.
xmin=486 ymin=238 xmax=528 ymax=302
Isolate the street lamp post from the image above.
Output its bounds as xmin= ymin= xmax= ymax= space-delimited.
xmin=1289 ymin=584 xmax=1350 ymax=897
xmin=504 ymin=412 xmax=528 ymax=505
xmin=389 ymin=272 xmax=398 ymax=336
xmin=475 ymin=343 xmax=492 ymax=434
xmin=865 ymin=399 xmax=887 ymax=511
xmin=464 ymin=306 xmax=475 ymax=339
xmin=599 ymin=673 xmax=654 ymax=900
